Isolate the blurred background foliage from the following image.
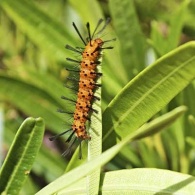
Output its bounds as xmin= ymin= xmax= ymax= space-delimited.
xmin=0 ymin=0 xmax=195 ymax=194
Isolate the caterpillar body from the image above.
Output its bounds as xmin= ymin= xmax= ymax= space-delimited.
xmin=50 ymin=18 xmax=114 ymax=158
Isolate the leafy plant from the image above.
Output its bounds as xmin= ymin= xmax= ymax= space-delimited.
xmin=0 ymin=0 xmax=195 ymax=194
xmin=0 ymin=117 xmax=45 ymax=195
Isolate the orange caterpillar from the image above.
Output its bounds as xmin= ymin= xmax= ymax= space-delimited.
xmin=50 ymin=18 xmax=114 ymax=158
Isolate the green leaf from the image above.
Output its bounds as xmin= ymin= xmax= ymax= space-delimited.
xmin=109 ymin=0 xmax=146 ymax=76
xmin=35 ymin=128 xmax=134 ymax=195
xmin=4 ymin=116 xmax=67 ymax=182
xmin=99 ymin=169 xmax=195 ymax=194
xmin=59 ymin=106 xmax=186 ymax=194
xmin=0 ymin=73 xmax=64 ymax=133
xmin=86 ymin=60 xmax=102 ymax=194
xmin=58 ymin=169 xmax=195 ymax=194
xmin=0 ymin=0 xmax=75 ymax=64
xmin=36 ymin=112 xmax=177 ymax=195
xmin=0 ymin=117 xmax=45 ymax=195
xmin=130 ymin=105 xmax=187 ymax=140
xmin=113 ymin=106 xmax=187 ymax=169
xmin=35 ymin=128 xmax=138 ymax=194
xmin=102 ymin=41 xmax=195 ymax=151
xmin=167 ymin=0 xmax=189 ymax=51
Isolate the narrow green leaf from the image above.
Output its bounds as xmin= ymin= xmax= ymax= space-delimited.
xmin=133 ymin=106 xmax=187 ymax=140
xmin=35 ymin=132 xmax=134 ymax=195
xmin=36 ymin=111 xmax=178 ymax=195
xmin=86 ymin=58 xmax=102 ymax=195
xmin=109 ymin=0 xmax=146 ymax=76
xmin=119 ymin=107 xmax=188 ymax=169
xmin=0 ymin=117 xmax=45 ymax=195
xmin=167 ymin=0 xmax=189 ymax=51
xmin=0 ymin=74 xmax=63 ymax=133
xmin=0 ymin=0 xmax=75 ymax=64
xmin=4 ymin=117 xmax=68 ymax=184
xmin=102 ymin=41 xmax=195 ymax=150
xmin=53 ymin=106 xmax=186 ymax=194
xmin=5 ymin=66 xmax=66 ymax=108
